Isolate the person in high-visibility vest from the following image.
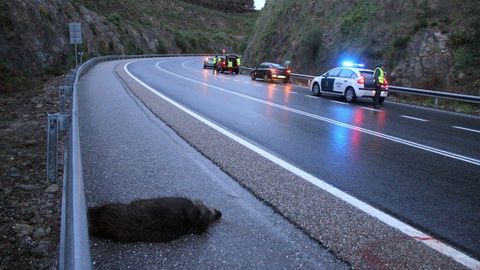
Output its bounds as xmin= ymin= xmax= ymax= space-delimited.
xmin=237 ymin=57 xmax=241 ymax=66
xmin=373 ymin=63 xmax=386 ymax=108
xmin=213 ymin=56 xmax=218 ymax=74
xmin=227 ymin=59 xmax=233 ymax=75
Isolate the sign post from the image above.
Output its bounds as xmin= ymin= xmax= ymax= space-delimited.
xmin=69 ymin=23 xmax=82 ymax=67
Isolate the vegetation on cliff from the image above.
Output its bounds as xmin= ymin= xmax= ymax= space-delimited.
xmin=243 ymin=0 xmax=480 ymax=96
xmin=0 ymin=0 xmax=257 ymax=92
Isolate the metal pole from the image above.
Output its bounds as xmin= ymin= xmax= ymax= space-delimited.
xmin=47 ymin=113 xmax=58 ymax=183
xmin=75 ymin=44 xmax=78 ymax=67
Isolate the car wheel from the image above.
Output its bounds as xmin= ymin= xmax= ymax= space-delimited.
xmin=264 ymin=74 xmax=270 ymax=83
xmin=203 ymin=65 xmax=206 ymax=69
xmin=312 ymin=83 xmax=321 ymax=96
xmin=345 ymin=87 xmax=357 ymax=102
xmin=251 ymin=72 xmax=256 ymax=80
xmin=379 ymin=97 xmax=385 ymax=104
xmin=283 ymin=79 xmax=289 ymax=83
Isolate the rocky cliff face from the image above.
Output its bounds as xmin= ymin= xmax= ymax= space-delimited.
xmin=0 ymin=0 xmax=257 ymax=92
xmin=243 ymin=0 xmax=480 ymax=95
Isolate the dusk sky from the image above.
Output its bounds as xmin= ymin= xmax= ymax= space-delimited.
xmin=255 ymin=0 xmax=265 ymax=10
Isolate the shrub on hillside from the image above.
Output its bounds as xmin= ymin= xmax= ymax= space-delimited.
xmin=180 ymin=0 xmax=254 ymax=13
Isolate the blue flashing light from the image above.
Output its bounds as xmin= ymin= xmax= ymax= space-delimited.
xmin=342 ymin=61 xmax=365 ymax=68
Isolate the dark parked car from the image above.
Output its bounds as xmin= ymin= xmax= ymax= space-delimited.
xmin=203 ymin=57 xmax=215 ymax=69
xmin=251 ymin=62 xmax=291 ymax=83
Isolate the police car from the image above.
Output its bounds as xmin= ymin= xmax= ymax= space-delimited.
xmin=311 ymin=63 xmax=388 ymax=104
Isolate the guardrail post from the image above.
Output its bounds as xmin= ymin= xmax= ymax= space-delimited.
xmin=58 ymin=113 xmax=70 ymax=132
xmin=434 ymin=98 xmax=438 ymax=108
xmin=59 ymin=87 xmax=66 ymax=114
xmin=66 ymin=74 xmax=75 ymax=86
xmin=47 ymin=113 xmax=59 ymax=183
xmin=59 ymin=86 xmax=73 ymax=114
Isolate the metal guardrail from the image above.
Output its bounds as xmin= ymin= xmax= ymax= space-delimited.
xmin=56 ymin=54 xmax=479 ymax=269
xmin=56 ymin=54 xmax=212 ymax=270
xmin=240 ymin=67 xmax=480 ymax=105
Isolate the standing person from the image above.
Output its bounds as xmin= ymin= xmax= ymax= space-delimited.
xmin=227 ymin=59 xmax=233 ymax=75
xmin=373 ymin=63 xmax=386 ymax=108
xmin=213 ymin=55 xmax=218 ymax=75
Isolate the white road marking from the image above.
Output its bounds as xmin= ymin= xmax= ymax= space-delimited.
xmin=452 ymin=126 xmax=480 ymax=134
xmin=154 ymin=61 xmax=480 ymax=166
xmin=306 ymin=95 xmax=319 ymax=98
xmin=331 ymin=100 xmax=348 ymax=105
xmin=124 ymin=60 xmax=480 ymax=269
xmin=360 ymin=106 xmax=381 ymax=112
xmin=401 ymin=115 xmax=429 ymax=122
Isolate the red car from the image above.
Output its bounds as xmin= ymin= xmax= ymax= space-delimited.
xmin=216 ymin=54 xmax=240 ymax=74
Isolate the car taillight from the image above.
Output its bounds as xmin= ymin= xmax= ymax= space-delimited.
xmin=286 ymin=70 xmax=291 ymax=74
xmin=270 ymin=68 xmax=277 ymax=74
xmin=357 ymin=76 xmax=365 ymax=84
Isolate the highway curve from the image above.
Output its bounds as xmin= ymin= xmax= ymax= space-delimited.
xmin=78 ymin=57 xmax=480 ymax=269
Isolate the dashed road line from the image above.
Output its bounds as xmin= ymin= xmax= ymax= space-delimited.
xmin=401 ymin=115 xmax=429 ymax=122
xmin=360 ymin=106 xmax=381 ymax=112
xmin=153 ymin=60 xmax=480 ymax=166
xmin=452 ymin=126 xmax=480 ymax=134
xmin=331 ymin=100 xmax=348 ymax=105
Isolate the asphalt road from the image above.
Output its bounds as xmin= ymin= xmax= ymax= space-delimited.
xmin=77 ymin=57 xmax=480 ymax=269
xmin=124 ymin=57 xmax=480 ymax=259
xmin=78 ymin=60 xmax=348 ymax=270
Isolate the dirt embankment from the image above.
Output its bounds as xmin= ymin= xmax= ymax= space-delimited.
xmin=0 ymin=77 xmax=64 ymax=269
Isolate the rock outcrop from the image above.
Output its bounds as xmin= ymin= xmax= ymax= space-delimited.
xmin=0 ymin=0 xmax=257 ymax=92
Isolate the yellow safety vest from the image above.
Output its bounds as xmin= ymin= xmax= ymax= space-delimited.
xmin=374 ymin=67 xmax=385 ymax=84
xmin=213 ymin=57 xmax=217 ymax=64
xmin=237 ymin=58 xmax=241 ymax=65
xmin=228 ymin=60 xmax=233 ymax=68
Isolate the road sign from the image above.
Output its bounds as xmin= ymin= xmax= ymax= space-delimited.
xmin=69 ymin=23 xmax=82 ymax=44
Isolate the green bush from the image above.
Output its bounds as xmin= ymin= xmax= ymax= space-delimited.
xmin=300 ymin=27 xmax=323 ymax=58
xmin=413 ymin=18 xmax=428 ymax=32
xmin=174 ymin=33 xmax=188 ymax=52
xmin=156 ymin=39 xmax=168 ymax=54
xmin=38 ymin=5 xmax=49 ymax=19
xmin=340 ymin=1 xmax=375 ymax=36
xmin=106 ymin=12 xmax=122 ymax=26
xmin=394 ymin=36 xmax=411 ymax=49
xmin=448 ymin=31 xmax=469 ymax=47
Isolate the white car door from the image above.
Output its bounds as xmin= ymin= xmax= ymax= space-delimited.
xmin=335 ymin=69 xmax=354 ymax=93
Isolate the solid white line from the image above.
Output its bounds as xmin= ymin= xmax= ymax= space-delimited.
xmin=306 ymin=95 xmax=319 ymax=98
xmin=331 ymin=100 xmax=348 ymax=105
xmin=153 ymin=61 xmax=480 ymax=166
xmin=452 ymin=126 xmax=480 ymax=134
xmin=124 ymin=60 xmax=479 ymax=269
xmin=401 ymin=115 xmax=429 ymax=122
